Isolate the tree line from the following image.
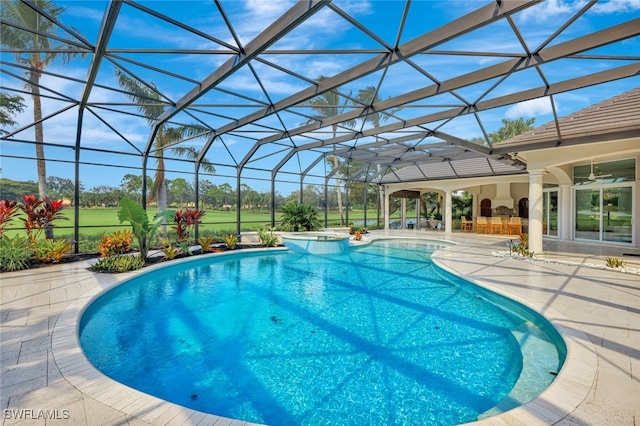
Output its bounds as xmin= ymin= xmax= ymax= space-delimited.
xmin=0 ymin=174 xmax=384 ymax=215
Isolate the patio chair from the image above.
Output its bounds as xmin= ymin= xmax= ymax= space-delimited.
xmin=507 ymin=217 xmax=522 ymax=235
xmin=476 ymin=216 xmax=488 ymax=234
xmin=490 ymin=216 xmax=503 ymax=234
xmin=460 ymin=216 xmax=473 ymax=232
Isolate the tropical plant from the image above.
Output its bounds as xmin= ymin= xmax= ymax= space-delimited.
xmin=114 ymin=70 xmax=215 ymax=215
xmin=197 ymin=236 xmax=217 ymax=253
xmin=159 ymin=238 xmax=181 ymax=260
xmin=90 ymin=254 xmax=145 ymax=273
xmin=0 ymin=200 xmax=20 ymax=238
xmin=307 ymin=76 xmax=357 ymax=225
xmin=0 ymin=235 xmax=33 ymax=272
xmin=605 ymin=257 xmax=625 ymax=268
xmin=512 ymin=233 xmax=534 ymax=257
xmin=1 ymin=0 xmax=86 ymax=236
xmin=280 ymin=201 xmax=321 ymax=232
xmin=98 ymin=230 xmax=134 ymax=257
xmin=257 ymin=228 xmax=278 ymax=247
xmin=17 ymin=194 xmax=67 ymax=241
xmin=117 ymin=196 xmax=174 ymax=261
xmin=32 ymin=238 xmax=72 ymax=263
xmin=172 ymin=209 xmax=206 ymax=242
xmin=349 ymin=224 xmax=367 ymax=234
xmin=223 ymin=234 xmax=238 ymax=249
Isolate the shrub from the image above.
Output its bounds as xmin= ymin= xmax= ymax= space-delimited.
xmin=0 ymin=235 xmax=33 ymax=272
xmin=32 ymin=239 xmax=73 ymax=263
xmin=90 ymin=254 xmax=145 ymax=272
xmin=512 ymin=233 xmax=534 ymax=258
xmin=349 ymin=224 xmax=368 ymax=234
xmin=0 ymin=200 xmax=20 ymax=238
xmin=223 ymin=234 xmax=238 ymax=249
xmin=257 ymin=228 xmax=278 ymax=247
xmin=18 ymin=194 xmax=67 ymax=240
xmin=172 ymin=209 xmax=206 ymax=242
xmin=279 ymin=201 xmax=321 ymax=232
xmin=197 ymin=236 xmax=217 ymax=252
xmin=159 ymin=238 xmax=182 ymax=260
xmin=117 ymin=196 xmax=174 ymax=260
xmin=98 ymin=230 xmax=133 ymax=257
xmin=605 ymin=257 xmax=625 ymax=268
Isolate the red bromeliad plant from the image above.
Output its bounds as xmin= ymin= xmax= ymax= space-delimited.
xmin=172 ymin=209 xmax=206 ymax=242
xmin=0 ymin=200 xmax=20 ymax=238
xmin=18 ymin=194 xmax=67 ymax=241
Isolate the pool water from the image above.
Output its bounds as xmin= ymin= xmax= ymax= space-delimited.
xmin=80 ymin=240 xmax=563 ymax=425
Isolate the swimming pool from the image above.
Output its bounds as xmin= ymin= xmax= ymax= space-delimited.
xmin=80 ymin=240 xmax=565 ymax=425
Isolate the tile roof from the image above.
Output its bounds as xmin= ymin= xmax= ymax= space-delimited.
xmin=496 ymin=87 xmax=640 ymax=150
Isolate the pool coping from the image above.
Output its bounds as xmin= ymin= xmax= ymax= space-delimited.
xmin=431 ymin=245 xmax=597 ymax=426
xmin=50 ymin=239 xmax=594 ymax=425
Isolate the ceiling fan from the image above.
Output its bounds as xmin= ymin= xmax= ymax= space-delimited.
xmin=586 ymin=159 xmax=612 ymax=181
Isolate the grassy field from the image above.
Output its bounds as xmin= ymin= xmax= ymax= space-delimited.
xmin=3 ymin=207 xmax=390 ymax=252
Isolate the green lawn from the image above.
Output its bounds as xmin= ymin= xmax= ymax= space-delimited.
xmin=3 ymin=207 xmax=382 ymax=252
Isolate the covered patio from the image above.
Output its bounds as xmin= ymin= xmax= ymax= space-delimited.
xmin=381 ymin=87 xmax=640 ymax=254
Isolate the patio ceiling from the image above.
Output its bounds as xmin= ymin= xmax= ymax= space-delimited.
xmin=1 ymin=0 xmax=639 ymax=187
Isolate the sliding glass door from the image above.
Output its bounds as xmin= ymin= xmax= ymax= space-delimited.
xmin=603 ymin=186 xmax=632 ymax=243
xmin=543 ymin=190 xmax=558 ymax=237
xmin=574 ymin=185 xmax=633 ymax=244
xmin=575 ymin=188 xmax=600 ymax=241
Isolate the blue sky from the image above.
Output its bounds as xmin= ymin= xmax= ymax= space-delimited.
xmin=1 ymin=0 xmax=639 ymax=195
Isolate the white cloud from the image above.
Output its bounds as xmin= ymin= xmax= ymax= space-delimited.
xmin=518 ymin=0 xmax=639 ymax=22
xmin=505 ymin=97 xmax=555 ymax=119
xmin=518 ymin=0 xmax=585 ymax=23
xmin=592 ymin=0 xmax=640 ymax=13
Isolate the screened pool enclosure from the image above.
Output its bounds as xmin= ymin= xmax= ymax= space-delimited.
xmin=1 ymin=0 xmax=639 ymax=251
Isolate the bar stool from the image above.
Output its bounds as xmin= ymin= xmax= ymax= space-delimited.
xmin=476 ymin=216 xmax=488 ymax=234
xmin=490 ymin=217 xmax=503 ymax=234
xmin=460 ymin=216 xmax=473 ymax=232
xmin=507 ymin=217 xmax=522 ymax=235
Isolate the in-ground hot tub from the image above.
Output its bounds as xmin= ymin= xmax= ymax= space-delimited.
xmin=281 ymin=232 xmax=350 ymax=254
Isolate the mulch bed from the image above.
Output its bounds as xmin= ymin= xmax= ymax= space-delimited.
xmin=20 ymin=243 xmax=280 ymax=272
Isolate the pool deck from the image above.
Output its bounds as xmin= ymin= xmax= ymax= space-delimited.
xmin=1 ymin=231 xmax=639 ymax=425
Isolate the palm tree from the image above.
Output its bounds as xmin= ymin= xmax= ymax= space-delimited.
xmin=280 ymin=201 xmax=321 ymax=232
xmin=115 ymin=70 xmax=215 ymax=215
xmin=356 ymin=86 xmax=402 ymax=220
xmin=356 ymin=86 xmax=402 ymax=131
xmin=1 ymin=0 xmax=86 ymax=238
xmin=307 ymin=76 xmax=356 ymax=225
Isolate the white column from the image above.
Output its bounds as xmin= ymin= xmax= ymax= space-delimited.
xmin=471 ymin=194 xmax=476 ymax=217
xmin=416 ymin=198 xmax=421 ymax=229
xmin=401 ymin=198 xmax=407 ymax=229
xmin=529 ymin=169 xmax=545 ymax=254
xmin=560 ymin=184 xmax=572 ymax=240
xmin=444 ymin=190 xmax=452 ymax=234
xmin=384 ymin=187 xmax=390 ymax=230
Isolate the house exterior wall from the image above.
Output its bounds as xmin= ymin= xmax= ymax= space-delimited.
xmin=382 ymin=138 xmax=640 ymax=251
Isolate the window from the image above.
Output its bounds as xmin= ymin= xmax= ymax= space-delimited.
xmin=574 ymin=158 xmax=635 ymax=186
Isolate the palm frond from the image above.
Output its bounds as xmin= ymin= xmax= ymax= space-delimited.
xmin=170 ymin=146 xmax=216 ymax=174
xmin=114 ymin=69 xmax=166 ymax=124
